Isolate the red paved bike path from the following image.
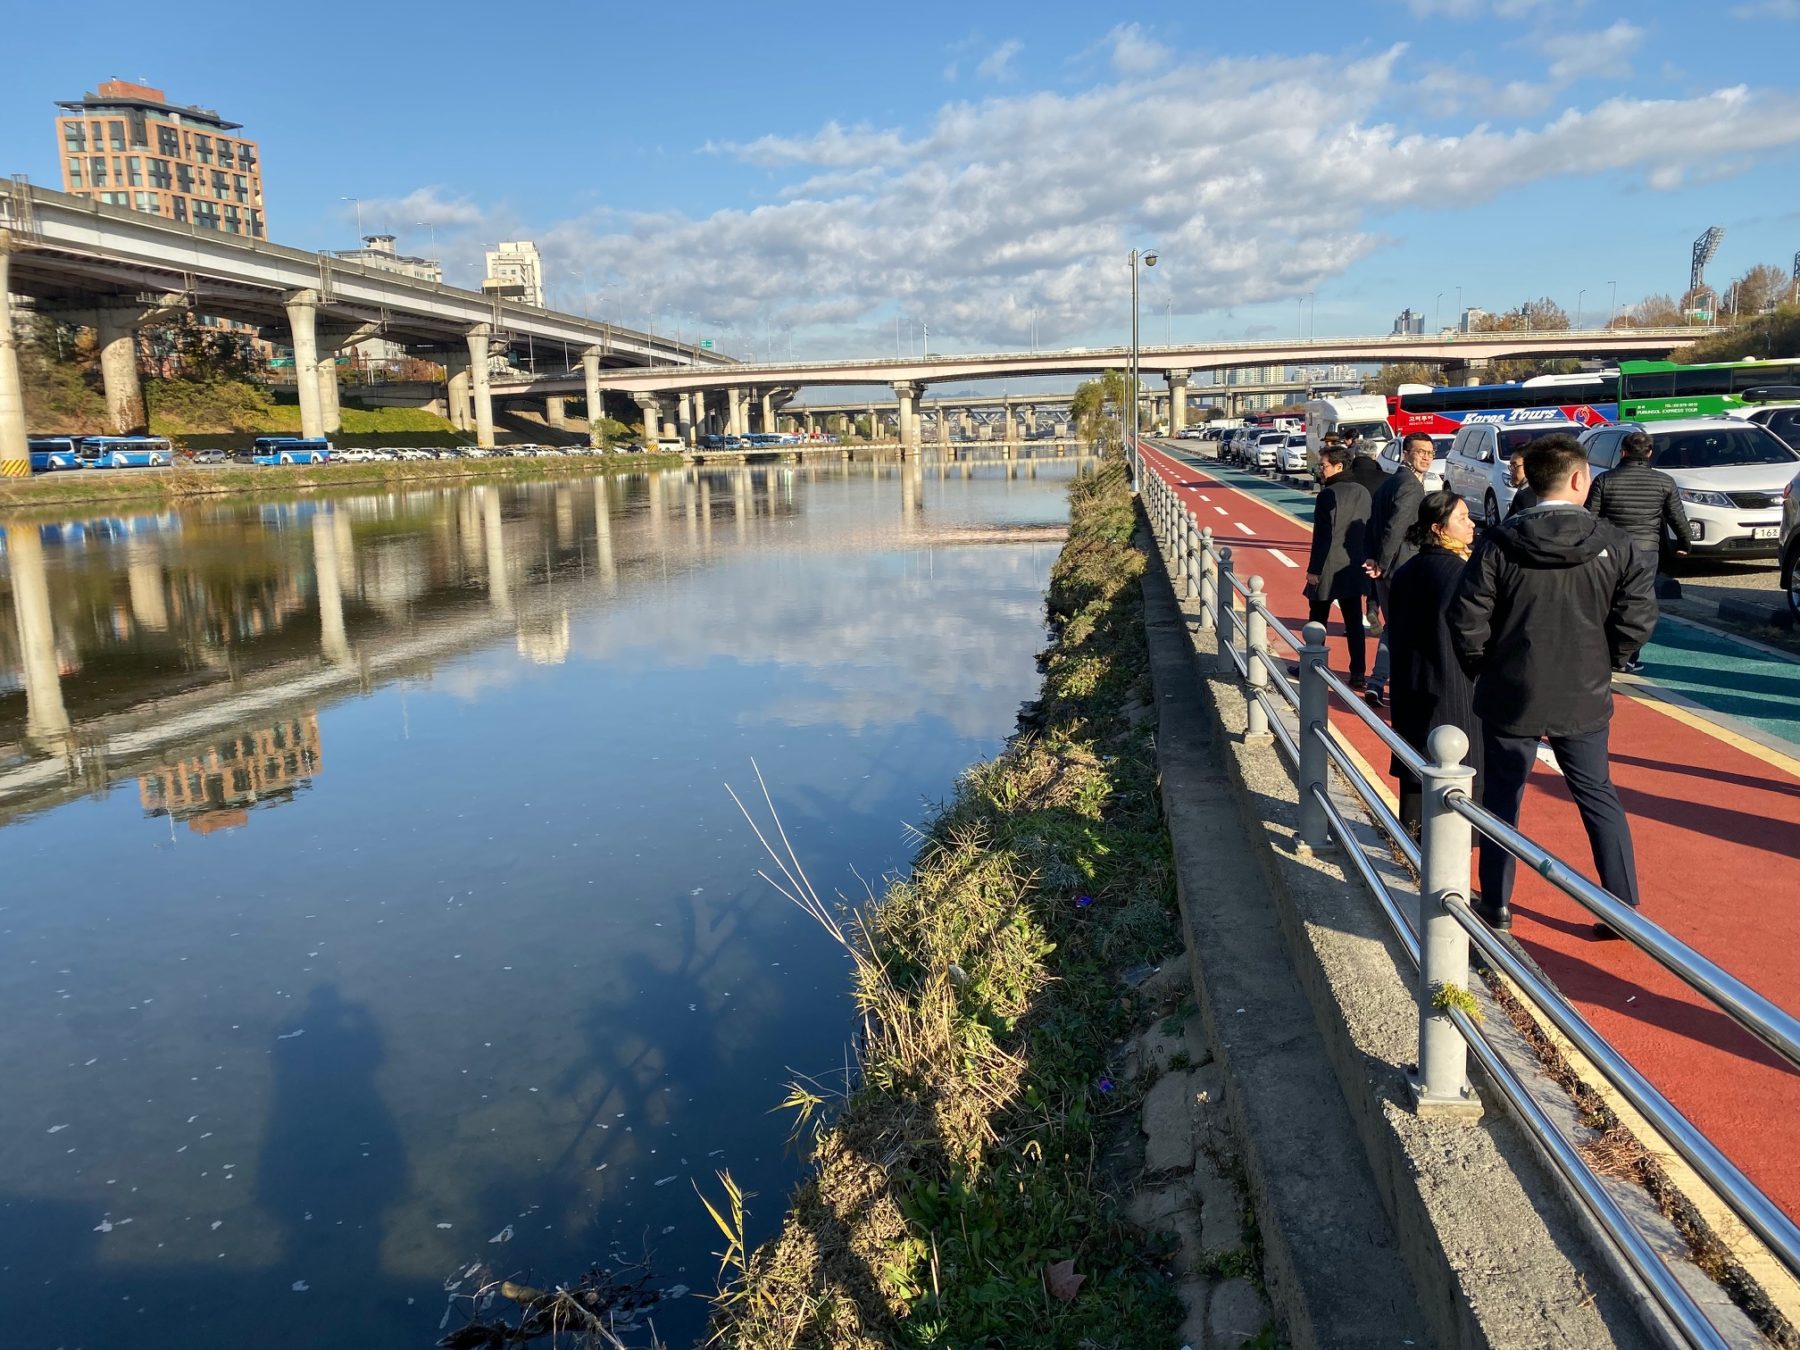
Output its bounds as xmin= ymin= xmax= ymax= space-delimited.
xmin=1139 ymin=441 xmax=1800 ymax=1221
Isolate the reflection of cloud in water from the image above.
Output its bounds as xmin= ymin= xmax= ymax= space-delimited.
xmin=579 ymin=545 xmax=1051 ymax=736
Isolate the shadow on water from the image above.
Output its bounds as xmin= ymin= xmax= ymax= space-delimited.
xmin=256 ymin=985 xmax=409 ymax=1298
xmin=0 ymin=985 xmax=423 ymax=1350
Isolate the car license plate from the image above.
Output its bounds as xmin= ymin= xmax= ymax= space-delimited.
xmin=1752 ymin=526 xmax=1779 ymax=540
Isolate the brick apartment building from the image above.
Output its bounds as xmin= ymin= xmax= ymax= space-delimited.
xmin=54 ymin=79 xmax=266 ymax=238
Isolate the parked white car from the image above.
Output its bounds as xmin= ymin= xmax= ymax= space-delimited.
xmin=1278 ymin=434 xmax=1310 ymax=475
xmin=1581 ymin=419 xmax=1799 ymax=559
xmin=1376 ymin=434 xmax=1452 ymax=491
xmin=1252 ymin=430 xmax=1286 ymax=470
xmin=1443 ymin=421 xmax=1585 ymax=526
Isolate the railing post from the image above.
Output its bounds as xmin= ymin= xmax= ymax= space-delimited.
xmin=1197 ymin=527 xmax=1217 ymax=631
xmin=1414 ymin=725 xmax=1483 ymax=1120
xmin=1214 ymin=543 xmax=1233 ymax=640
xmin=1183 ymin=516 xmax=1199 ymax=600
xmin=1245 ymin=576 xmax=1272 ymax=743
xmin=1297 ymin=620 xmax=1332 ymax=851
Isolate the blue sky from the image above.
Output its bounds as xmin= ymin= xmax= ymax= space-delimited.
xmin=3 ymin=0 xmax=1799 ymax=360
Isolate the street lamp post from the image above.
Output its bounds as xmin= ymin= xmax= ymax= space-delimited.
xmin=341 ymin=196 xmax=362 ymax=239
xmin=1576 ymin=289 xmax=1586 ymax=330
xmin=1609 ymin=280 xmax=1618 ymax=326
xmin=1129 ymin=247 xmax=1159 ymax=463
xmin=1435 ymin=291 xmax=1443 ymax=334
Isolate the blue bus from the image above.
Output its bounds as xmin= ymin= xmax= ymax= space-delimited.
xmin=28 ymin=437 xmax=86 ymax=471
xmin=237 ymin=437 xmax=333 ymax=466
xmin=79 ymin=436 xmax=176 ymax=468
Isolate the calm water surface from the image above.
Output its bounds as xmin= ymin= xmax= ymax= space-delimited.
xmin=0 ymin=455 xmax=1083 ymax=1349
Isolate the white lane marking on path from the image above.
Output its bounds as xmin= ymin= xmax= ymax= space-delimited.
xmin=1268 ymin=550 xmax=1299 ymax=569
xmin=1235 ymin=522 xmax=1256 ymax=536
xmin=1199 ymin=494 xmax=1211 ymax=502
xmin=1214 ymin=507 xmax=1229 ymax=516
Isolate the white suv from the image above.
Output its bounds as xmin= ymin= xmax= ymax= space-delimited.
xmin=1581 ymin=419 xmax=1799 ymax=559
xmin=1732 ymin=402 xmax=1800 ymax=451
xmin=1443 ymin=421 xmax=1585 ymax=526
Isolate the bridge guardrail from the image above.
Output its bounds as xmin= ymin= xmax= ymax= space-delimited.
xmin=1134 ymin=443 xmax=1800 ymax=1348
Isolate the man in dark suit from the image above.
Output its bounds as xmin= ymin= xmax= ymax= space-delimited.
xmin=1306 ymin=445 xmax=1373 ymax=688
xmin=1362 ymin=432 xmax=1433 ymax=707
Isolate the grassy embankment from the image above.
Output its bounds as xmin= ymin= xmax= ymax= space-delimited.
xmin=0 ymin=452 xmax=684 ymax=514
xmin=1670 ymin=301 xmax=1800 ymax=363
xmin=710 ymin=452 xmax=1183 ymax=1348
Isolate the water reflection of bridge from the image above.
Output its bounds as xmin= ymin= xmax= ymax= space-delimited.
xmin=0 ymin=456 xmax=1084 ymax=829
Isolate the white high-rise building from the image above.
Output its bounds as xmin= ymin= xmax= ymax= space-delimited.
xmin=483 ymin=241 xmax=545 ymax=308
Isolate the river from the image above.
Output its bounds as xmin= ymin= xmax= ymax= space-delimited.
xmin=0 ymin=454 xmax=1083 ymax=1349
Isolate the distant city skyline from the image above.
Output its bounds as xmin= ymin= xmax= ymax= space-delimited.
xmin=4 ymin=1 xmax=1799 ymax=361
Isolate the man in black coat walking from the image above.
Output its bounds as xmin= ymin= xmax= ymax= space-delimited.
xmin=1306 ymin=445 xmax=1373 ymax=687
xmin=1448 ymin=434 xmax=1657 ymax=936
xmin=1362 ymin=432 xmax=1434 ymax=707
xmin=1587 ymin=430 xmax=1692 ymax=671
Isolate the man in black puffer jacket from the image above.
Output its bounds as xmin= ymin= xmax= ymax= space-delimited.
xmin=1587 ymin=430 xmax=1691 ymax=670
xmin=1449 ymin=434 xmax=1657 ymax=936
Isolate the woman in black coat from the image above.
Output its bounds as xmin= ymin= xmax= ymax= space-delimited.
xmin=1387 ymin=490 xmax=1483 ymax=834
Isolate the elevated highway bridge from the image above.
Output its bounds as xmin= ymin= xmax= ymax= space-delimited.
xmin=495 ymin=326 xmax=1705 ymax=450
xmin=0 ymin=180 xmax=727 ymax=467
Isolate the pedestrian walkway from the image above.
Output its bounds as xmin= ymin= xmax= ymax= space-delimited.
xmin=1140 ymin=439 xmax=1800 ymax=1223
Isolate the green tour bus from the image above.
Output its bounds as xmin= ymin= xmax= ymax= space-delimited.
xmin=1617 ymin=357 xmax=1800 ymax=422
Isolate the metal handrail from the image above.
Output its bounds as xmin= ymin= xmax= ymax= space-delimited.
xmin=1446 ymin=898 xmax=1800 ymax=1276
xmin=1447 ymin=789 xmax=1800 ymax=1073
xmin=1445 ymin=998 xmax=1729 ymax=1350
xmin=1312 ymin=724 xmax=1422 ymax=874
xmin=1315 ymin=665 xmax=1431 ymax=780
xmin=1145 ymin=479 xmax=1800 ymax=1329
xmin=1311 ymin=785 xmax=1420 ymax=960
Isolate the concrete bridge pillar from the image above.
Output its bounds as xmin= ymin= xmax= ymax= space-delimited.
xmin=935 ymin=403 xmax=950 ymax=447
xmin=1024 ymin=405 xmax=1038 ymax=436
xmin=0 ymin=243 xmax=27 ymax=477
xmin=865 ymin=404 xmax=878 ymax=441
xmin=6 ymin=527 xmax=71 ymax=749
xmin=959 ymin=408 xmax=973 ymax=438
xmin=443 ymin=353 xmax=472 ymax=431
xmin=283 ymin=289 xmax=325 ymax=442
xmin=677 ymin=391 xmax=695 ymax=446
xmin=93 ymin=305 xmax=147 ymax=435
xmin=1167 ymin=369 xmax=1190 ymax=435
xmin=760 ymin=389 xmax=775 ymax=436
xmin=804 ymin=410 xmax=816 ymax=437
xmin=546 ymin=394 xmax=568 ymax=428
xmin=636 ymin=393 xmax=663 ymax=447
xmin=728 ymin=387 xmax=746 ymax=437
xmin=315 ymin=358 xmax=342 ymax=437
xmin=693 ymin=388 xmax=708 ymax=438
xmin=582 ymin=347 xmax=605 ymax=447
xmin=892 ymin=382 xmax=921 ymax=453
xmin=465 ymin=325 xmax=496 ymax=448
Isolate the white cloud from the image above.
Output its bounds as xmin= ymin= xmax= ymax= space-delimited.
xmin=1731 ymin=0 xmax=1798 ymax=16
xmin=418 ymin=46 xmax=1800 ymax=353
xmin=976 ymin=39 xmax=1023 ymax=81
xmin=1106 ymin=23 xmax=1171 ymax=75
xmin=1538 ymin=19 xmax=1644 ymax=83
xmin=361 ymin=186 xmax=485 ymax=228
